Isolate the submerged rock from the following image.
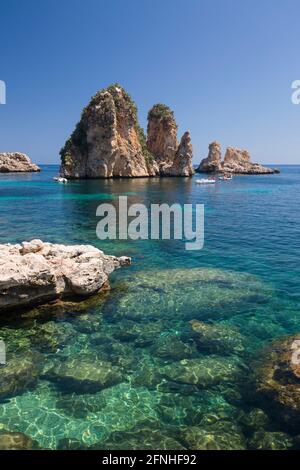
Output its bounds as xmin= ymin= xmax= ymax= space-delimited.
xmin=45 ymin=358 xmax=123 ymax=393
xmin=0 ymin=152 xmax=40 ymax=173
xmin=0 ymin=431 xmax=39 ymax=450
xmin=96 ymin=424 xmax=186 ymax=450
xmin=0 ymin=353 xmax=41 ymax=399
xmin=105 ymin=268 xmax=270 ymax=322
xmin=181 ymin=421 xmax=246 ymax=450
xmin=29 ymin=321 xmax=76 ymax=353
xmin=248 ymin=430 xmax=293 ymax=450
xmin=160 ymin=356 xmax=243 ymax=388
xmin=240 ymin=408 xmax=270 ymax=433
xmin=0 ymin=240 xmax=130 ymax=313
xmin=151 ymin=333 xmax=197 ymax=361
xmin=253 ymin=333 xmax=300 ymax=431
xmin=189 ymin=320 xmax=245 ymax=355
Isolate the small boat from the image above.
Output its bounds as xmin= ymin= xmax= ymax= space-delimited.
xmin=53 ymin=176 xmax=68 ymax=183
xmin=196 ymin=178 xmax=216 ymax=184
xmin=219 ymin=174 xmax=233 ymax=181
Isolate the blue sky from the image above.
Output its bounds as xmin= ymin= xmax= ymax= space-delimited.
xmin=0 ymin=0 xmax=300 ymax=165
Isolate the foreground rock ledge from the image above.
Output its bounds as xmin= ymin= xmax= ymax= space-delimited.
xmin=0 ymin=153 xmax=40 ymax=173
xmin=0 ymin=240 xmax=131 ymax=312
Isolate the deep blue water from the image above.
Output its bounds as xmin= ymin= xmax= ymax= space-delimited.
xmin=0 ymin=165 xmax=299 ymax=449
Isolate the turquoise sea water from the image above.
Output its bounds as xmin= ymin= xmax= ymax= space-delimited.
xmin=0 ymin=165 xmax=299 ymax=449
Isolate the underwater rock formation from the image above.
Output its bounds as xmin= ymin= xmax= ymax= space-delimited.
xmin=0 ymin=153 xmax=40 ymax=173
xmin=96 ymin=423 xmax=186 ymax=450
xmin=0 ymin=240 xmax=130 ymax=313
xmin=248 ymin=431 xmax=294 ymax=450
xmin=0 ymin=431 xmax=39 ymax=450
xmin=189 ymin=320 xmax=245 ymax=355
xmin=60 ymin=85 xmax=193 ymax=178
xmin=105 ymin=268 xmax=270 ymax=322
xmin=181 ymin=421 xmax=246 ymax=450
xmin=253 ymin=333 xmax=300 ymax=431
xmin=160 ymin=356 xmax=243 ymax=388
xmin=147 ymin=104 xmax=194 ymax=176
xmin=196 ymin=143 xmax=279 ymax=174
xmin=45 ymin=358 xmax=123 ymax=393
xmin=0 ymin=353 xmax=41 ymax=399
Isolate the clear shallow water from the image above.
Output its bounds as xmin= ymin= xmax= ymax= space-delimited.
xmin=0 ymin=165 xmax=299 ymax=449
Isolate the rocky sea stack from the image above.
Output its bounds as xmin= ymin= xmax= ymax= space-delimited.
xmin=0 ymin=153 xmax=40 ymax=173
xmin=60 ymin=84 xmax=193 ymax=178
xmin=0 ymin=240 xmax=130 ymax=313
xmin=196 ymin=142 xmax=279 ymax=175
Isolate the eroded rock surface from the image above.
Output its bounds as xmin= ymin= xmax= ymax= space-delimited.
xmin=60 ymin=86 xmax=194 ymax=178
xmin=147 ymin=104 xmax=194 ymax=176
xmin=0 ymin=240 xmax=130 ymax=312
xmin=196 ymin=141 xmax=222 ymax=173
xmin=196 ymin=142 xmax=279 ymax=175
xmin=0 ymin=431 xmax=39 ymax=450
xmin=254 ymin=333 xmax=300 ymax=430
xmin=45 ymin=358 xmax=123 ymax=393
xmin=0 ymin=153 xmax=40 ymax=173
xmin=222 ymin=146 xmax=277 ymax=174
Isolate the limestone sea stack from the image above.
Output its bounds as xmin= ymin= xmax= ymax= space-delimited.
xmin=0 ymin=240 xmax=131 ymax=313
xmin=196 ymin=141 xmax=222 ymax=173
xmin=196 ymin=143 xmax=279 ymax=175
xmin=0 ymin=153 xmax=40 ymax=173
xmin=60 ymin=84 xmax=194 ymax=178
xmin=222 ymin=147 xmax=278 ymax=175
xmin=147 ymin=104 xmax=194 ymax=176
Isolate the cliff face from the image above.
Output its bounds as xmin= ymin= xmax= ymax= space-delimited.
xmin=147 ymin=104 xmax=194 ymax=176
xmin=60 ymin=86 xmax=193 ymax=178
xmin=161 ymin=131 xmax=194 ymax=176
xmin=60 ymin=85 xmax=158 ymax=178
xmin=0 ymin=153 xmax=40 ymax=173
xmin=196 ymin=141 xmax=221 ymax=173
xmin=196 ymin=143 xmax=279 ymax=175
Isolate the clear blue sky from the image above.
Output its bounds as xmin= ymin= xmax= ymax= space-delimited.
xmin=0 ymin=0 xmax=300 ymax=165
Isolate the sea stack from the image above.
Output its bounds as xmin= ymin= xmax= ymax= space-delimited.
xmin=147 ymin=104 xmax=194 ymax=176
xmin=60 ymin=84 xmax=194 ymax=178
xmin=196 ymin=143 xmax=279 ymax=175
xmin=0 ymin=153 xmax=40 ymax=173
xmin=196 ymin=141 xmax=222 ymax=173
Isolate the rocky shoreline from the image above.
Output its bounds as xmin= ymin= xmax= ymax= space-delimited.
xmin=0 ymin=240 xmax=130 ymax=313
xmin=0 ymin=153 xmax=40 ymax=173
xmin=196 ymin=141 xmax=279 ymax=175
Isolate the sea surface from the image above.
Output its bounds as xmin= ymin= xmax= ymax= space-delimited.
xmin=0 ymin=165 xmax=299 ymax=450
